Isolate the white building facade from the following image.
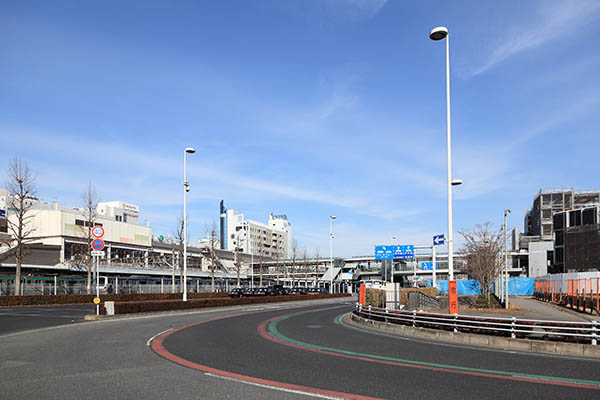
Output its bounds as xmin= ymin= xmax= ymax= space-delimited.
xmin=221 ymin=205 xmax=292 ymax=259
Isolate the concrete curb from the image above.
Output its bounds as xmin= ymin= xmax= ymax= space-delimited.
xmin=347 ymin=312 xmax=600 ymax=359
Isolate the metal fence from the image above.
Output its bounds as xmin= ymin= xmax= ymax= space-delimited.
xmin=354 ymin=303 xmax=599 ymax=345
xmin=535 ymin=273 xmax=600 ymax=315
xmin=0 ymin=276 xmax=233 ymax=296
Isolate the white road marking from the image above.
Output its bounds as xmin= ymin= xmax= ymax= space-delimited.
xmin=146 ymin=328 xmax=173 ymax=346
xmin=204 ymin=372 xmax=347 ymax=399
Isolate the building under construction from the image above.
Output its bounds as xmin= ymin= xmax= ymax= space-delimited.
xmin=521 ymin=189 xmax=600 ymax=274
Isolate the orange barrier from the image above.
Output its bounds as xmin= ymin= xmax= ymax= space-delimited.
xmin=535 ymin=277 xmax=600 ymax=313
xmin=359 ymin=284 xmax=366 ymax=306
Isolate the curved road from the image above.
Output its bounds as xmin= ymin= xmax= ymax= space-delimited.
xmin=1 ymin=298 xmax=599 ymax=399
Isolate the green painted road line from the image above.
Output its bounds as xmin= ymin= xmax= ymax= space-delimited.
xmin=267 ymin=311 xmax=600 ymax=388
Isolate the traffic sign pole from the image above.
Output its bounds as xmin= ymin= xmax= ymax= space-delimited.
xmin=95 ymin=255 xmax=99 ymax=316
xmin=432 ymin=244 xmax=437 ymax=289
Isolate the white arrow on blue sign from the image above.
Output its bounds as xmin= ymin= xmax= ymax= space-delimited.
xmin=433 ymin=234 xmax=445 ymax=246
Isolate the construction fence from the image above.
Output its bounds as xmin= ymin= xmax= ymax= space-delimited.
xmin=535 ymin=272 xmax=600 ymax=315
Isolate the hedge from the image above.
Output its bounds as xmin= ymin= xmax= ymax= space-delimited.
xmin=106 ymin=294 xmax=351 ymax=315
xmin=0 ymin=292 xmax=228 ymax=307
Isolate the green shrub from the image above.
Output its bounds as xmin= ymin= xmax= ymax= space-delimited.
xmin=0 ymin=292 xmax=228 ymax=307
xmin=109 ymin=294 xmax=351 ymax=315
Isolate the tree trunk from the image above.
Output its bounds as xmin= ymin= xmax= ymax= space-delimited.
xmin=86 ymin=257 xmax=92 ymax=294
xmin=15 ymin=251 xmax=22 ymax=296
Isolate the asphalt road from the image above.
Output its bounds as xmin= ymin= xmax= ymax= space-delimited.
xmin=1 ymin=298 xmax=599 ymax=399
xmin=0 ymin=304 xmax=94 ymax=335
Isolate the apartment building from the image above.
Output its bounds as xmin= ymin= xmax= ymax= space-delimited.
xmin=220 ymin=201 xmax=292 ymax=259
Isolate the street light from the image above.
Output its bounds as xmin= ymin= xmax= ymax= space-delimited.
xmin=330 ymin=215 xmax=336 ymax=293
xmin=430 ymin=26 xmax=455 ymax=281
xmin=183 ymin=147 xmax=195 ymax=302
xmin=504 ymin=209 xmax=511 ymax=309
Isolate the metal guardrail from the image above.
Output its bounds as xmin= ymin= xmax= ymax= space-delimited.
xmin=354 ymin=303 xmax=599 ymax=345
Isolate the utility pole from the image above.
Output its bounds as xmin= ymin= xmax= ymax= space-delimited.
xmin=504 ymin=209 xmax=511 ymax=309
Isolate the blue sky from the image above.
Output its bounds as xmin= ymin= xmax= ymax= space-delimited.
xmin=1 ymin=0 xmax=599 ymax=257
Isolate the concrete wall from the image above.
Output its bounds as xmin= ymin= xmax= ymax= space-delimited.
xmin=528 ymin=241 xmax=554 ymax=277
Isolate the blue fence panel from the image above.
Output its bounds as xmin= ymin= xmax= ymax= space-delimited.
xmin=428 ymin=279 xmax=534 ymax=295
xmin=426 ymin=280 xmax=482 ymax=295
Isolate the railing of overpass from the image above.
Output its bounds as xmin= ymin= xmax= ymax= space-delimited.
xmin=355 ymin=303 xmax=599 ymax=345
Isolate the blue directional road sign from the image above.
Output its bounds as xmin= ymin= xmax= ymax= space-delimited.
xmin=433 ymin=234 xmax=445 ymax=246
xmin=375 ymin=245 xmax=394 ymax=260
xmin=420 ymin=261 xmax=438 ymax=270
xmin=375 ymin=245 xmax=415 ymax=260
xmin=394 ymin=245 xmax=415 ymax=260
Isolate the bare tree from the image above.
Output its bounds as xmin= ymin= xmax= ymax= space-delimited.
xmin=206 ymin=221 xmax=219 ymax=292
xmin=313 ymin=248 xmax=321 ymax=287
xmin=459 ymin=222 xmax=503 ymax=306
xmin=302 ymin=248 xmax=308 ymax=284
xmin=234 ymin=231 xmax=242 ymax=288
xmin=174 ymin=215 xmax=185 ymax=293
xmin=273 ymin=241 xmax=282 ymax=284
xmin=4 ymin=159 xmax=37 ymax=295
xmin=257 ymin=231 xmax=266 ymax=287
xmin=81 ymin=183 xmax=99 ymax=294
xmin=290 ymin=239 xmax=298 ymax=287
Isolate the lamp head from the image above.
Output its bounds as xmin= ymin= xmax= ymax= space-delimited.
xmin=429 ymin=26 xmax=448 ymax=41
xmin=451 ymin=178 xmax=463 ymax=186
xmin=330 ymin=215 xmax=336 ymax=220
xmin=185 ymin=147 xmax=196 ymax=154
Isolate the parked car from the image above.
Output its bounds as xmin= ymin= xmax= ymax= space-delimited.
xmin=253 ymin=287 xmax=269 ymax=296
xmin=228 ymin=288 xmax=244 ymax=298
xmin=265 ymin=284 xmax=285 ymax=296
xmin=307 ymin=287 xmax=328 ymax=295
xmin=281 ymin=287 xmax=292 ymax=295
xmin=289 ymin=287 xmax=308 ymax=295
xmin=241 ymin=287 xmax=255 ymax=297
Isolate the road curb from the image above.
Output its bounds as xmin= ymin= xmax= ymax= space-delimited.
xmin=347 ymin=312 xmax=600 ymax=359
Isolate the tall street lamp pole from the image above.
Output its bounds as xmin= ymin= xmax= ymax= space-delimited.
xmin=430 ymin=26 xmax=454 ymax=281
xmin=330 ymin=215 xmax=336 ymax=293
xmin=183 ymin=147 xmax=195 ymax=302
xmin=504 ymin=209 xmax=511 ymax=309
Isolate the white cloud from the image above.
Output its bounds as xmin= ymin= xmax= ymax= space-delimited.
xmin=472 ymin=0 xmax=600 ymax=76
xmin=1 ymin=124 xmax=421 ymax=221
xmin=335 ymin=0 xmax=389 ymax=19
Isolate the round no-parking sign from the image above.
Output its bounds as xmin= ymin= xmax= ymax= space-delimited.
xmin=91 ymin=238 xmax=105 ymax=251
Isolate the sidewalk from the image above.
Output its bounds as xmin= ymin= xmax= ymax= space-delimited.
xmin=461 ymin=296 xmax=595 ymax=322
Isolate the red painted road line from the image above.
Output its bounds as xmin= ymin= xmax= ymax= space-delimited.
xmin=257 ymin=314 xmax=600 ymax=391
xmin=150 ymin=311 xmax=382 ymax=400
